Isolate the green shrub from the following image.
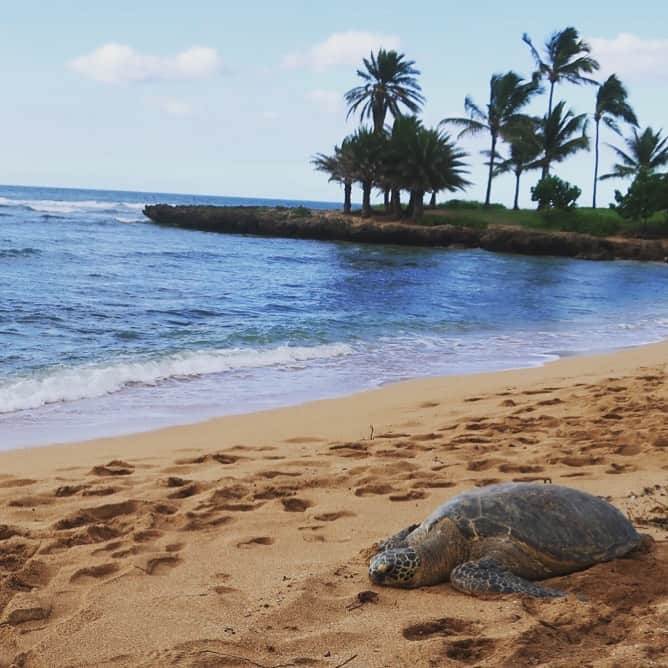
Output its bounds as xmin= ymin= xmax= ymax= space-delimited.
xmin=531 ymin=176 xmax=581 ymax=209
xmin=439 ymin=199 xmax=506 ymax=211
xmin=290 ymin=205 xmax=312 ymax=217
xmin=611 ymin=172 xmax=668 ymax=223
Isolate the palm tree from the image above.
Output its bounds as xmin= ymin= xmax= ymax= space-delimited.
xmin=390 ymin=120 xmax=470 ymax=220
xmin=493 ymin=120 xmax=542 ymax=209
xmin=523 ymin=27 xmax=599 ymax=115
xmin=601 ymin=127 xmax=668 ymax=181
xmin=536 ymin=101 xmax=589 ymax=179
xmin=345 ymin=49 xmax=425 ymax=134
xmin=442 ymin=71 xmax=539 ymax=207
xmin=592 ymin=75 xmax=638 ymax=207
xmin=312 ymin=138 xmax=356 ymax=213
xmin=347 ymin=127 xmax=386 ymax=217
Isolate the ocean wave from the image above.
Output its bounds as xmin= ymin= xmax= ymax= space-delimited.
xmin=0 ymin=247 xmax=41 ymax=258
xmin=0 ymin=343 xmax=352 ymax=413
xmin=114 ymin=216 xmax=145 ymax=224
xmin=0 ymin=196 xmax=145 ymax=216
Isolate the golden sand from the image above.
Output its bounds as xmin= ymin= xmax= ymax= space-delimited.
xmin=1 ymin=342 xmax=667 ymax=666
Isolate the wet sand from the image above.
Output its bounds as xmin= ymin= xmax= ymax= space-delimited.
xmin=1 ymin=342 xmax=667 ymax=667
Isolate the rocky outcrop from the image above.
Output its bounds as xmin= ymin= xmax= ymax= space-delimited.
xmin=143 ymin=205 xmax=668 ymax=263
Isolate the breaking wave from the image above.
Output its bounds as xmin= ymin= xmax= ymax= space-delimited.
xmin=0 ymin=343 xmax=352 ymax=413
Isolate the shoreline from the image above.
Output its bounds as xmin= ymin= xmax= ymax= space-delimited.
xmin=143 ymin=204 xmax=668 ymax=263
xmin=0 ymin=335 xmax=664 ymax=454
xmin=1 ymin=337 xmax=666 ymax=467
xmin=1 ymin=338 xmax=666 ymax=665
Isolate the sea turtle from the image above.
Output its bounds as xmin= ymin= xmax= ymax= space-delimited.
xmin=368 ymin=482 xmax=641 ymax=597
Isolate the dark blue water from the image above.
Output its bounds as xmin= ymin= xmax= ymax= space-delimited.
xmin=2 ymin=184 xmax=668 ymax=448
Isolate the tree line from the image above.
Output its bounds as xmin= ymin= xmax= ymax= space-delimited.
xmin=313 ymin=27 xmax=668 ymax=222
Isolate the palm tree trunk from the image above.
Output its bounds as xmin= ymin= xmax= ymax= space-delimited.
xmin=542 ymin=161 xmax=550 ymax=180
xmin=548 ymin=80 xmax=555 ymax=116
xmin=406 ymin=191 xmax=415 ymax=218
xmin=343 ymin=181 xmax=352 ymax=214
xmin=429 ymin=191 xmax=436 ymax=208
xmin=362 ymin=182 xmax=371 ymax=217
xmin=484 ymin=133 xmax=497 ymax=207
xmin=411 ymin=190 xmax=424 ymax=221
xmin=513 ymin=170 xmax=521 ymax=210
xmin=383 ymin=187 xmax=390 ymax=212
xmin=592 ymin=119 xmax=600 ymax=208
xmin=391 ymin=188 xmax=402 ymax=218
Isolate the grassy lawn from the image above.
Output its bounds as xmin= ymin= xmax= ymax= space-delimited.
xmin=415 ymin=203 xmax=668 ymax=238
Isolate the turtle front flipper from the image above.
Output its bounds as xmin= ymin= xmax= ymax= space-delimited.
xmin=377 ymin=523 xmax=420 ymax=551
xmin=450 ymin=558 xmax=565 ymax=598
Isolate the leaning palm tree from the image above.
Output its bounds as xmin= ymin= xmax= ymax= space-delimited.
xmin=592 ymin=75 xmax=638 ymax=207
xmin=493 ymin=119 xmax=543 ymax=209
xmin=601 ymin=127 xmax=668 ymax=181
xmin=536 ymin=101 xmax=589 ymax=179
xmin=311 ymin=138 xmax=356 ymax=213
xmin=345 ymin=49 xmax=425 ymax=134
xmin=442 ymin=71 xmax=539 ymax=207
xmin=523 ymin=27 xmax=599 ymax=115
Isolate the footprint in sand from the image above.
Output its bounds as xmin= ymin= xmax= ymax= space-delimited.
xmin=445 ymin=638 xmax=496 ymax=662
xmin=237 ymin=537 xmax=274 ymax=548
xmin=403 ymin=617 xmax=478 ymax=641
xmin=134 ymin=553 xmax=181 ymax=575
xmin=354 ymin=484 xmax=396 ymax=497
xmin=0 ymin=478 xmax=37 ymax=488
xmin=313 ymin=511 xmax=356 ymax=522
xmin=89 ymin=461 xmax=134 ymax=476
xmin=389 ymin=490 xmax=427 ymax=502
xmin=281 ymin=498 xmax=312 ymax=512
xmin=70 ymin=562 xmax=120 ymax=583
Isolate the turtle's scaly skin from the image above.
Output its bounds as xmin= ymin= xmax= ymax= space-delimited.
xmin=368 ymin=483 xmax=641 ymax=596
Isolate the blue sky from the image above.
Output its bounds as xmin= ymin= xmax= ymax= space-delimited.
xmin=1 ymin=1 xmax=667 ymax=207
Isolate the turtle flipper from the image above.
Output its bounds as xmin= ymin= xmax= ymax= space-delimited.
xmin=450 ymin=558 xmax=565 ymax=598
xmin=378 ymin=523 xmax=420 ymax=551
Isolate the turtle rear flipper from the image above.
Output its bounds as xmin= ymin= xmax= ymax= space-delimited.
xmin=450 ymin=558 xmax=565 ymax=598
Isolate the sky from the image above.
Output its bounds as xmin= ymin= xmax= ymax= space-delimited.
xmin=1 ymin=1 xmax=667 ymax=207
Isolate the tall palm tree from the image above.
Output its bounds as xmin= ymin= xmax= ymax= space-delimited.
xmin=442 ymin=71 xmax=539 ymax=206
xmin=345 ymin=49 xmax=425 ymax=134
xmin=601 ymin=127 xmax=668 ymax=181
xmin=493 ymin=120 xmax=542 ymax=209
xmin=311 ymin=138 xmax=356 ymax=214
xmin=347 ymin=127 xmax=386 ymax=217
xmin=537 ymin=101 xmax=589 ymax=179
xmin=523 ymin=27 xmax=599 ymax=115
xmin=592 ymin=74 xmax=638 ymax=207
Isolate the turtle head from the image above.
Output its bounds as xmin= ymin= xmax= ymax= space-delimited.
xmin=369 ymin=547 xmax=421 ymax=588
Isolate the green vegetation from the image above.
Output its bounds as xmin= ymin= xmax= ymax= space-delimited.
xmin=312 ymin=27 xmax=667 ymax=238
xmin=424 ymin=202 xmax=666 ymax=237
xmin=531 ymin=176 xmax=582 ymax=210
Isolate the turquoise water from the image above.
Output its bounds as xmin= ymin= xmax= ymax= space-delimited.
xmin=2 ymin=184 xmax=668 ymax=448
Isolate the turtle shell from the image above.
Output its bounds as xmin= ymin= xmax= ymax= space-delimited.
xmin=422 ymin=482 xmax=639 ymax=566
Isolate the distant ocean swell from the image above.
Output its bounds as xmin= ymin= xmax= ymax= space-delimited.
xmin=0 ymin=343 xmax=353 ymax=413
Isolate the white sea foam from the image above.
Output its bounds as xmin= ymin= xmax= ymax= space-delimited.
xmin=0 ymin=197 xmax=145 ymax=215
xmin=0 ymin=343 xmax=352 ymax=413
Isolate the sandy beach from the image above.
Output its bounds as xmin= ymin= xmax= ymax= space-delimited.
xmin=1 ymin=342 xmax=667 ymax=667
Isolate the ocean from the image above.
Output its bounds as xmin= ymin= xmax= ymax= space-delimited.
xmin=2 ymin=184 xmax=668 ymax=449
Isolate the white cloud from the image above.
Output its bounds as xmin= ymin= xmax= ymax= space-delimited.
xmin=145 ymin=96 xmax=193 ymax=117
xmin=282 ymin=31 xmax=400 ymax=70
xmin=589 ymin=33 xmax=668 ymax=81
xmin=306 ymin=89 xmax=343 ymax=114
xmin=70 ymin=43 xmax=222 ymax=83
xmin=260 ymin=111 xmax=279 ymax=121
